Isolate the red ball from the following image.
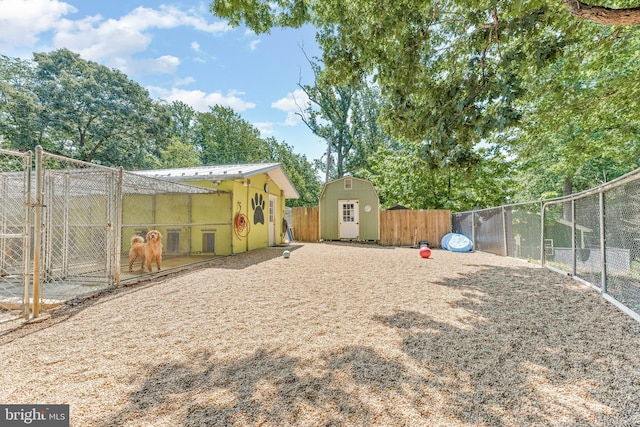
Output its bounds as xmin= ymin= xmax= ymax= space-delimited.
xmin=419 ymin=246 xmax=431 ymax=258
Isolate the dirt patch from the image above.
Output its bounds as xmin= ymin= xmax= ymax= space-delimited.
xmin=1 ymin=242 xmax=639 ymax=426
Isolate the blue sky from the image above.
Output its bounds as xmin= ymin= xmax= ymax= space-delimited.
xmin=0 ymin=0 xmax=327 ymax=161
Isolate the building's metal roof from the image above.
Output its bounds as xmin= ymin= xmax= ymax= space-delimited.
xmin=133 ymin=163 xmax=299 ymax=199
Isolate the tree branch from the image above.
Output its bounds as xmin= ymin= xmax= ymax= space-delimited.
xmin=564 ymin=0 xmax=640 ymax=25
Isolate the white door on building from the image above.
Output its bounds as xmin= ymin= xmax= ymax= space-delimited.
xmin=338 ymin=200 xmax=359 ymax=239
xmin=268 ymin=195 xmax=277 ymax=246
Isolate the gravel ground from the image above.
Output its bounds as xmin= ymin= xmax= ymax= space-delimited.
xmin=1 ymin=242 xmax=639 ymax=426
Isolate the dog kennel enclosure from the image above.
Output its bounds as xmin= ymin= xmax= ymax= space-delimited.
xmin=0 ymin=146 xmax=234 ymax=322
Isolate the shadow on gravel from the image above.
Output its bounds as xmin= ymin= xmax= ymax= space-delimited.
xmin=374 ymin=264 xmax=640 ymax=426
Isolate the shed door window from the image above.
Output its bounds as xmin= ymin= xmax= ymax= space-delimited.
xmin=342 ymin=203 xmax=356 ymax=222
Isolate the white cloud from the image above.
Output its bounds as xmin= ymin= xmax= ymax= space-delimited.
xmin=1 ymin=3 xmax=231 ymax=75
xmin=0 ymin=0 xmax=76 ymax=50
xmin=272 ymin=89 xmax=310 ymax=126
xmin=148 ymin=87 xmax=256 ymax=112
xmin=253 ymin=122 xmax=274 ymax=136
xmin=124 ymin=55 xmax=181 ymax=76
xmin=174 ymin=76 xmax=196 ymax=86
xmin=248 ymin=39 xmax=261 ymax=51
xmin=191 ymin=41 xmax=201 ymax=52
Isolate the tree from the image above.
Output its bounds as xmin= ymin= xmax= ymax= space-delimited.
xmin=195 ymin=105 xmax=269 ymax=164
xmin=34 ymin=49 xmax=171 ymax=168
xmin=167 ymin=100 xmax=198 ymax=145
xmin=564 ymin=1 xmax=640 ymax=25
xmin=508 ymin=23 xmax=640 ymax=199
xmin=0 ymin=56 xmax=45 ymax=151
xmin=0 ymin=50 xmax=171 ymax=169
xmin=155 ymin=137 xmax=202 ymax=169
xmin=210 ymin=0 xmax=640 ymax=162
xmin=364 ymin=141 xmax=515 ymax=210
xmin=297 ymin=58 xmax=388 ymax=180
xmin=263 ymin=137 xmax=322 ymax=206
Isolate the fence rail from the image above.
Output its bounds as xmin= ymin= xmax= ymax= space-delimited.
xmin=452 ymin=168 xmax=640 ymax=323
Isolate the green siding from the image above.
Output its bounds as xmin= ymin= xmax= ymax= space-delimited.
xmin=319 ymin=177 xmax=380 ymax=241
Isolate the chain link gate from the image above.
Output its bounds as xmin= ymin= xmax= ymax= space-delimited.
xmin=0 ymin=149 xmax=32 ymax=322
xmin=33 ymin=148 xmax=121 ymax=316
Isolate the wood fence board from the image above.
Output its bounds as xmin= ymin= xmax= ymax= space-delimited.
xmin=291 ymin=206 xmax=320 ymax=242
xmin=291 ymin=207 xmax=451 ymax=247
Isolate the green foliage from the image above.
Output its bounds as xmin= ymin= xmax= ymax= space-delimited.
xmin=155 ymin=137 xmax=202 ymax=169
xmin=510 ymin=22 xmax=640 ymax=198
xmin=263 ymin=137 xmax=322 ymax=206
xmin=211 ymin=0 xmax=640 ymax=207
xmin=0 ymin=55 xmax=43 ymax=151
xmin=0 ymin=49 xmax=171 ymax=169
xmin=363 ymin=142 xmax=515 ymax=210
xmin=195 ymin=105 xmax=269 ymax=164
xmin=167 ymin=100 xmax=199 ymax=145
xmin=299 ymin=72 xmax=388 ymax=179
xmin=0 ymin=51 xmax=320 ymax=207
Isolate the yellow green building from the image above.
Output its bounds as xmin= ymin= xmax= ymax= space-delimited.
xmin=130 ymin=163 xmax=299 ymax=255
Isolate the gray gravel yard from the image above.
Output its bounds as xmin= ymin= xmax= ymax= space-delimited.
xmin=1 ymin=242 xmax=639 ymax=426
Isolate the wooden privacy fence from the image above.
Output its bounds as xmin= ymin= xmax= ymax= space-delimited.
xmin=291 ymin=207 xmax=320 ymax=242
xmin=290 ymin=207 xmax=451 ymax=247
xmin=379 ymin=209 xmax=451 ymax=247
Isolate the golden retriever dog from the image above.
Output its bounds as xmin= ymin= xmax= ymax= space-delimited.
xmin=128 ymin=230 xmax=163 ymax=272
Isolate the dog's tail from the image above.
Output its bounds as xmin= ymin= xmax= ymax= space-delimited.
xmin=131 ymin=235 xmax=144 ymax=246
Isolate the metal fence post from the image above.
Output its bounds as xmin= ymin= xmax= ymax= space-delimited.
xmin=115 ymin=167 xmax=123 ymax=286
xmin=471 ymin=211 xmax=476 ymax=252
xmin=22 ymin=151 xmax=33 ymax=318
xmin=599 ymin=191 xmax=607 ymax=294
xmin=502 ymin=206 xmax=508 ymax=256
xmin=540 ymin=202 xmax=546 ymax=267
xmin=571 ymin=199 xmax=576 ymax=277
xmin=32 ymin=146 xmax=43 ymax=319
xmin=63 ymin=173 xmax=70 ymax=277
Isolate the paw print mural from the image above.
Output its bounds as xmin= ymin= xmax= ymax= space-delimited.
xmin=252 ymin=193 xmax=265 ymax=225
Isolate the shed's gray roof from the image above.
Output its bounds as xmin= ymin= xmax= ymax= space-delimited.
xmin=133 ymin=163 xmax=299 ymax=199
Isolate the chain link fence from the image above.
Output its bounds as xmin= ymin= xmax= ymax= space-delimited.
xmin=0 ymin=146 xmax=229 ymax=322
xmin=452 ymin=202 xmax=542 ymax=262
xmin=0 ymin=149 xmax=32 ymax=322
xmin=453 ymin=171 xmax=640 ymax=323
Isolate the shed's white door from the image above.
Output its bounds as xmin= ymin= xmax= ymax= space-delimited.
xmin=338 ymin=200 xmax=359 ymax=239
xmin=268 ymin=195 xmax=277 ymax=246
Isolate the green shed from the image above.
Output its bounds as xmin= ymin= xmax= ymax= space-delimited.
xmin=319 ymin=177 xmax=380 ymax=241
